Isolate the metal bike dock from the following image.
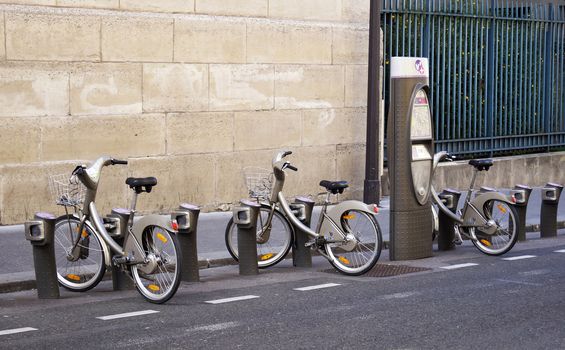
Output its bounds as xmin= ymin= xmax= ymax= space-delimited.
xmin=436 ymin=189 xmax=461 ymax=251
xmin=104 ymin=208 xmax=135 ymax=291
xmin=171 ymin=203 xmax=201 ymax=282
xmin=232 ymin=200 xmax=261 ymax=276
xmin=510 ymin=185 xmax=532 ymax=242
xmin=291 ymin=196 xmax=315 ymax=268
xmin=24 ymin=212 xmax=59 ymax=299
xmin=540 ymin=183 xmax=563 ymax=238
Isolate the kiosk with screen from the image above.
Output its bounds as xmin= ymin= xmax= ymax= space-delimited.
xmin=388 ymin=57 xmax=434 ymax=260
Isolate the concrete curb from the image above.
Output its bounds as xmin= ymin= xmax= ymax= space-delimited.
xmin=2 ymin=221 xmax=563 ymax=294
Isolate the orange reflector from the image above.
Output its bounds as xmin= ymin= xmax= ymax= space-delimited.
xmin=342 ymin=214 xmax=355 ymax=220
xmin=81 ymin=230 xmax=88 ymax=238
xmin=338 ymin=256 xmax=350 ymax=265
xmin=156 ymin=233 xmax=168 ymax=243
xmin=497 ymin=204 xmax=507 ymax=214
xmin=67 ymin=274 xmax=81 ymax=281
xmin=480 ymin=239 xmax=492 ymax=247
xmin=260 ymin=253 xmax=274 ymax=261
xmin=148 ymin=284 xmax=160 ymax=292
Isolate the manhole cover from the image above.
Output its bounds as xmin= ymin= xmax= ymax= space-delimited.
xmin=321 ymin=264 xmax=431 ymax=277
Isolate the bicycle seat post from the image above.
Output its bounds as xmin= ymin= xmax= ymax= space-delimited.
xmin=127 ymin=189 xmax=138 ymax=227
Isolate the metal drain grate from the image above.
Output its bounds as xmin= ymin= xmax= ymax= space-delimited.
xmin=321 ymin=264 xmax=431 ymax=277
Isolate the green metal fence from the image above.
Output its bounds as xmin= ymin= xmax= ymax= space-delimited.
xmin=382 ymin=0 xmax=565 ymax=157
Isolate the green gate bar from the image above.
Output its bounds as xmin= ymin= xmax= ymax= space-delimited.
xmin=382 ymin=0 xmax=565 ymax=158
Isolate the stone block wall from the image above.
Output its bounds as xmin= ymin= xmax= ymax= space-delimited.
xmin=0 ymin=0 xmax=375 ymax=224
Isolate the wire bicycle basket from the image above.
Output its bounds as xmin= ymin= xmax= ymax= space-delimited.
xmin=49 ymin=173 xmax=86 ymax=207
xmin=243 ymin=167 xmax=274 ymax=199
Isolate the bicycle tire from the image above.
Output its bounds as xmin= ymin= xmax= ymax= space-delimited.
xmin=472 ymin=199 xmax=519 ymax=256
xmin=225 ymin=205 xmax=294 ymax=269
xmin=131 ymin=225 xmax=182 ymax=304
xmin=53 ymin=215 xmax=106 ymax=292
xmin=326 ymin=210 xmax=382 ymax=276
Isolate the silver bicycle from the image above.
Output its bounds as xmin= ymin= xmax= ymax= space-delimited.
xmin=431 ymin=151 xmax=519 ymax=255
xmin=50 ymin=157 xmax=182 ymax=303
xmin=225 ymin=150 xmax=383 ymax=275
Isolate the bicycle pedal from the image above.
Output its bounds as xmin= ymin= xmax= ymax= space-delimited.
xmin=112 ymin=255 xmax=129 ymax=265
xmin=304 ymin=240 xmax=316 ymax=248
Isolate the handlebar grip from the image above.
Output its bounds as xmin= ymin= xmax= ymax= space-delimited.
xmin=282 ymin=151 xmax=293 ymax=158
xmin=111 ymin=159 xmax=128 ymax=165
xmin=286 ymin=165 xmax=298 ymax=171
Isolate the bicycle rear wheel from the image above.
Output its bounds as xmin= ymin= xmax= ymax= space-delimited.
xmin=53 ymin=216 xmax=106 ymax=292
xmin=472 ymin=200 xmax=518 ymax=256
xmin=131 ymin=226 xmax=182 ymax=304
xmin=325 ymin=210 xmax=382 ymax=276
xmin=225 ymin=206 xmax=293 ymax=268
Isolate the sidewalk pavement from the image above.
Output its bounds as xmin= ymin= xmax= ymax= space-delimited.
xmin=1 ymin=192 xmax=564 ymax=293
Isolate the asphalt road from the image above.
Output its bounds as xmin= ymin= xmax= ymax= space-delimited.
xmin=1 ymin=234 xmax=564 ymax=349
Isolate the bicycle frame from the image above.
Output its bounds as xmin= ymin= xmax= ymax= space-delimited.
xmin=69 ymin=157 xmax=176 ymax=267
xmin=269 ymin=151 xmax=379 ymax=252
xmin=431 ymin=152 xmax=516 ymax=236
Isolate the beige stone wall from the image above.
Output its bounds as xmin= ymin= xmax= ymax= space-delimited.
xmin=0 ymin=1 xmax=374 ymax=224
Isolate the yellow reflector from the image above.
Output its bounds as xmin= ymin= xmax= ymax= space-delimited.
xmin=260 ymin=253 xmax=274 ymax=261
xmin=156 ymin=233 xmax=168 ymax=243
xmin=497 ymin=204 xmax=507 ymax=214
xmin=342 ymin=214 xmax=356 ymax=220
xmin=81 ymin=230 xmax=88 ymax=238
xmin=338 ymin=256 xmax=350 ymax=265
xmin=480 ymin=239 xmax=492 ymax=247
xmin=148 ymin=284 xmax=160 ymax=292
xmin=67 ymin=274 xmax=81 ymax=281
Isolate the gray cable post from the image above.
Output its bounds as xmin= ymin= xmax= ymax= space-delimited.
xmin=291 ymin=196 xmax=315 ymax=268
xmin=540 ymin=183 xmax=563 ymax=238
xmin=172 ymin=203 xmax=201 ymax=283
xmin=510 ymin=185 xmax=532 ymax=242
xmin=107 ymin=208 xmax=135 ymax=291
xmin=24 ymin=212 xmax=59 ymax=299
xmin=233 ymin=200 xmax=260 ymax=276
xmin=437 ymin=189 xmax=461 ymax=251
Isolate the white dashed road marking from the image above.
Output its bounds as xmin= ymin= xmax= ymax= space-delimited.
xmin=96 ymin=310 xmax=160 ymax=321
xmin=440 ymin=263 xmax=479 ymax=270
xmin=293 ymin=283 xmax=341 ymax=291
xmin=502 ymin=255 xmax=537 ymax=261
xmin=205 ymin=295 xmax=260 ymax=304
xmin=0 ymin=327 xmax=37 ymax=336
xmin=554 ymin=249 xmax=565 ymax=253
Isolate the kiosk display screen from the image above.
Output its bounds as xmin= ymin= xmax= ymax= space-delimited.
xmin=410 ymin=90 xmax=432 ymax=140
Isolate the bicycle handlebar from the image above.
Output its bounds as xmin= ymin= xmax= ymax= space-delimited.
xmin=111 ymin=159 xmax=128 ymax=165
xmin=286 ymin=164 xmax=298 ymax=172
xmin=282 ymin=151 xmax=293 ymax=158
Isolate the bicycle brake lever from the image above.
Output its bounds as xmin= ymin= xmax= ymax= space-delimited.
xmin=72 ymin=165 xmax=85 ymax=176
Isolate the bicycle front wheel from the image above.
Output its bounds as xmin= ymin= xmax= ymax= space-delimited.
xmin=53 ymin=216 xmax=106 ymax=292
xmin=326 ymin=210 xmax=382 ymax=276
xmin=225 ymin=206 xmax=293 ymax=268
xmin=131 ymin=226 xmax=182 ymax=304
xmin=472 ymin=200 xmax=518 ymax=255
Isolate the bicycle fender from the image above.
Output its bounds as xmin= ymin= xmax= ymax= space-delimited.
xmin=464 ymin=192 xmax=513 ymax=231
xmin=125 ymin=215 xmax=177 ymax=263
xmin=319 ymin=201 xmax=378 ymax=252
